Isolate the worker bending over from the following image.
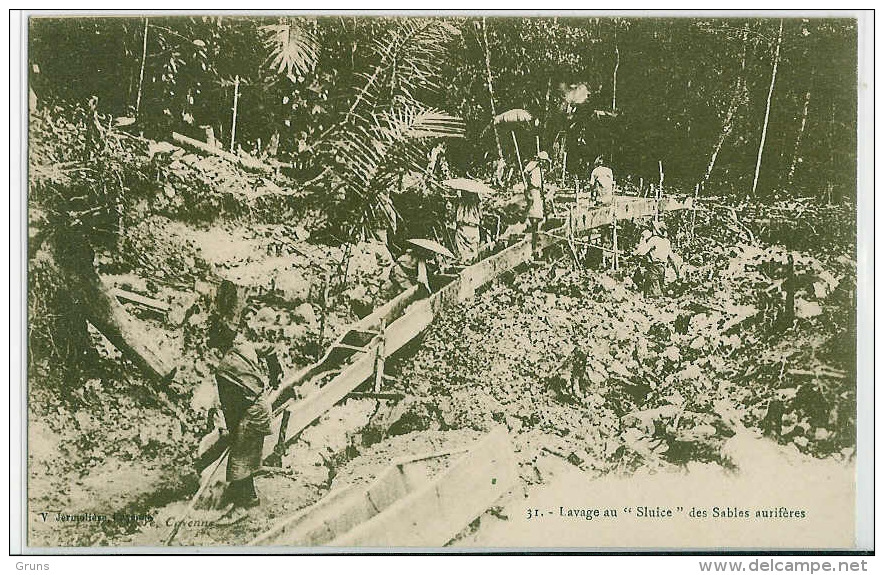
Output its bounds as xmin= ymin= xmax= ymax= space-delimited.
xmin=632 ymin=221 xmax=684 ymax=297
xmin=383 ymin=240 xmax=453 ymax=299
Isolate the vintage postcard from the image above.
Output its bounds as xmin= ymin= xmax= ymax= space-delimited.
xmin=16 ymin=10 xmax=872 ymax=553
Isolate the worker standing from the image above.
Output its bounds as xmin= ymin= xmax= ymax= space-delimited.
xmin=523 ymin=151 xmax=550 ymax=260
xmin=204 ymin=281 xmax=274 ymax=526
xmin=589 ymin=156 xmax=615 ymax=206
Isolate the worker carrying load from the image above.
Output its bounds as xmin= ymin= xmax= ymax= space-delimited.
xmin=383 ymin=239 xmax=454 ymax=298
xmin=523 ymin=151 xmax=550 ymax=260
xmin=589 ymin=156 xmax=615 ymax=206
xmin=631 ymin=221 xmax=684 ymax=297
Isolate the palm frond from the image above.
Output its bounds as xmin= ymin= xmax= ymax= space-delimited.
xmin=344 ymin=18 xmax=458 ymax=123
xmin=327 ymin=105 xmax=463 ymax=215
xmin=261 ymin=21 xmax=319 ymax=79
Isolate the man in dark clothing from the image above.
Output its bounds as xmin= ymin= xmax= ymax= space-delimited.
xmin=214 ymin=332 xmax=272 ymax=524
xmin=208 ymin=281 xmax=274 ymax=525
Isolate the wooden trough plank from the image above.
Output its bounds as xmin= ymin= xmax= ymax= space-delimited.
xmin=267 ymin=286 xmax=420 ymax=409
xmin=279 ymin=350 xmax=377 ymax=445
xmin=328 ymin=427 xmax=517 ymax=547
xmin=252 ymin=449 xmax=445 ymax=546
xmin=458 ymin=237 xmax=532 ymax=301
xmin=201 ymin=196 xmax=695 ymax=475
xmin=259 ymin=293 xmax=442 ymax=461
xmin=383 ymin=299 xmax=436 ymax=357
xmin=249 ymin=484 xmax=361 ymax=546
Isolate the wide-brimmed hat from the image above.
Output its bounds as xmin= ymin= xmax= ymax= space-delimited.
xmin=406 ymin=238 xmax=456 ymax=259
xmin=536 ymin=151 xmax=550 ymax=162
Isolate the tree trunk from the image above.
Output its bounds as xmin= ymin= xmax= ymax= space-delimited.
xmin=229 ymin=75 xmax=241 ymax=153
xmin=751 ymin=19 xmax=783 ymax=197
xmin=703 ymin=25 xmax=748 ymax=190
xmin=542 ymin=77 xmax=552 ymax=140
xmin=481 ymin=17 xmax=505 ymax=162
xmin=135 ymin=17 xmax=149 ymax=118
xmin=788 ymin=88 xmax=812 ymax=186
xmin=701 ymin=81 xmax=741 ymax=188
xmin=612 ymin=45 xmax=620 ymax=111
xmin=54 ymin=232 xmax=174 ymax=383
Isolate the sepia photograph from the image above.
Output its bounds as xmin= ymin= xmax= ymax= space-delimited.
xmin=18 ymin=10 xmax=871 ymax=552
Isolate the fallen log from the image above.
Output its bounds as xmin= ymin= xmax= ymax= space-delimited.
xmin=346 ymin=391 xmax=406 ymax=401
xmin=788 ymin=367 xmax=848 ymax=379
xmin=171 ymin=132 xmax=274 ymax=174
xmin=83 ymin=276 xmax=175 ymax=382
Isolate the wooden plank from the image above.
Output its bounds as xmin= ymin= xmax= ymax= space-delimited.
xmin=249 ymin=484 xmax=362 ymax=546
xmin=331 ymin=343 xmax=368 ymax=352
xmin=280 ymin=350 xmax=376 ymax=444
xmin=458 ymin=237 xmax=532 ymax=302
xmin=267 ymin=286 xmax=419 ymax=408
xmin=352 ymin=285 xmax=421 ymax=335
xmin=328 ymin=427 xmax=517 ymax=547
xmin=112 ymin=288 xmax=171 ymax=313
xmin=383 ymin=299 xmax=435 ymax=357
xmin=251 ymin=451 xmax=428 ymax=546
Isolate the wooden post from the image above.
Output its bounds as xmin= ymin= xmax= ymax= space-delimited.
xmin=690 ymin=183 xmax=700 ymax=239
xmin=639 ymin=177 xmax=644 ymax=197
xmin=481 ymin=17 xmax=505 ymax=163
xmin=612 ymin=44 xmax=620 ymax=112
xmin=135 ymin=17 xmax=149 ymax=119
xmin=561 ymin=150 xmax=567 ymax=186
xmin=512 ymin=131 xmax=527 ymax=190
xmin=203 ymin=126 xmax=216 ymax=149
xmin=229 ymin=75 xmax=241 ymax=153
xmin=611 ymin=196 xmax=619 ymax=271
xmin=316 ymin=273 xmax=330 ymax=360
xmin=655 ymin=161 xmax=664 ymax=223
xmin=374 ymin=319 xmax=386 ymax=393
xmin=268 ymin=409 xmax=292 ymax=466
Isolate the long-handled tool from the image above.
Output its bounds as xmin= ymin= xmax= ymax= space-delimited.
xmin=164 ymin=448 xmax=229 ymax=546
